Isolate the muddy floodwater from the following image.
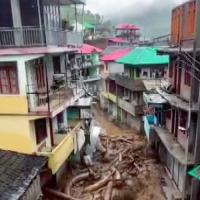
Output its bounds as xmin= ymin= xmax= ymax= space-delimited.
xmin=92 ymin=104 xmax=166 ymax=200
xmin=45 ymin=104 xmax=166 ymax=200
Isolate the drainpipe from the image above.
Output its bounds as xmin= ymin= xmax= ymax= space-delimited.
xmin=37 ymin=0 xmax=44 ymax=45
xmin=44 ymin=59 xmax=54 ymax=146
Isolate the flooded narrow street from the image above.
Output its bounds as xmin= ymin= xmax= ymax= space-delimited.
xmin=92 ymin=103 xmax=138 ymax=136
xmin=92 ymin=104 xmax=166 ymax=200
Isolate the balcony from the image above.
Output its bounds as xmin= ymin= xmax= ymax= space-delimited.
xmin=0 ymin=27 xmax=83 ymax=48
xmin=118 ymin=98 xmax=143 ymax=116
xmin=101 ymin=92 xmax=117 ymax=103
xmin=27 ymin=84 xmax=85 ymax=117
xmin=153 ymin=126 xmax=194 ymax=165
xmin=82 ymin=75 xmax=101 ymax=83
xmin=37 ymin=122 xmax=82 ymax=174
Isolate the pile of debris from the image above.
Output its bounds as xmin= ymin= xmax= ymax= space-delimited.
xmin=57 ymin=134 xmax=158 ymax=200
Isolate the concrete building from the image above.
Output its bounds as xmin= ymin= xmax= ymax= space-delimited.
xmin=143 ymin=1 xmax=200 ymax=199
xmin=100 ymin=46 xmax=169 ymax=131
xmin=70 ymin=44 xmax=103 ymax=95
xmin=0 ymin=0 xmax=88 ymax=185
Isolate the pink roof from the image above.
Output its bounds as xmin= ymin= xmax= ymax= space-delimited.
xmin=108 ymin=37 xmax=128 ymax=43
xmin=116 ymin=23 xmax=140 ymax=30
xmin=0 ymin=46 xmax=77 ymax=56
xmin=101 ymin=48 xmax=131 ymax=62
xmin=78 ymin=44 xmax=102 ymax=54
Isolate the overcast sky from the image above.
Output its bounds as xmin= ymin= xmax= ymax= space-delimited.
xmin=85 ymin=0 xmax=188 ymax=38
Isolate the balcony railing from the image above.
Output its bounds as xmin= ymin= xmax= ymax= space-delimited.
xmin=27 ymin=84 xmax=73 ymax=114
xmin=37 ymin=122 xmax=82 ymax=174
xmin=0 ymin=27 xmax=83 ymax=48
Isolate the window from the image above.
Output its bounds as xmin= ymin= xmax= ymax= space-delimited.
xmin=179 ymin=111 xmax=187 ymax=131
xmin=0 ymin=65 xmax=19 ymax=94
xmin=184 ymin=65 xmax=191 ymax=86
xmin=35 ymin=119 xmax=47 ymax=144
xmin=106 ymin=63 xmax=108 ymax=71
xmin=143 ymin=71 xmax=148 ymax=77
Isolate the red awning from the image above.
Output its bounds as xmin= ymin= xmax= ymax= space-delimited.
xmin=78 ymin=44 xmax=102 ymax=54
xmin=116 ymin=23 xmax=140 ymax=30
xmin=101 ymin=48 xmax=131 ymax=62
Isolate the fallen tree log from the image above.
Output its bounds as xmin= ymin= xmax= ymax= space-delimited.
xmin=104 ymin=181 xmax=113 ymax=200
xmin=84 ymin=170 xmax=115 ymax=192
xmin=65 ymin=172 xmax=90 ymax=195
xmin=44 ymin=188 xmax=81 ymax=200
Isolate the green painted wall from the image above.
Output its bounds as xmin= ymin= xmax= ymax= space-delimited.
xmin=67 ymin=107 xmax=80 ymax=121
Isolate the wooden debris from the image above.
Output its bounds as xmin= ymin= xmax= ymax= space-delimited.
xmin=84 ymin=169 xmax=115 ymax=192
xmin=59 ymin=134 xmax=157 ymax=200
xmin=44 ymin=188 xmax=81 ymax=200
xmin=104 ymin=181 xmax=113 ymax=200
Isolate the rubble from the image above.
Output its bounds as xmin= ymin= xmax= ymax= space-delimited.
xmin=62 ymin=134 xmax=162 ymax=200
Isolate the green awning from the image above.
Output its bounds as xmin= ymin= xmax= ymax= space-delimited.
xmin=117 ymin=47 xmax=169 ymax=67
xmin=188 ymin=165 xmax=200 ymax=181
xmin=84 ymin=22 xmax=95 ymax=29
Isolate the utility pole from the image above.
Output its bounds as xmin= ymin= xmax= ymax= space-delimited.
xmin=191 ymin=0 xmax=200 ymax=199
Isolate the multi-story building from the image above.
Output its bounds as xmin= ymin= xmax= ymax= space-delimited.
xmin=144 ymin=1 xmax=200 ymax=199
xmin=70 ymin=44 xmax=102 ymax=94
xmin=0 ymin=0 xmax=87 ymax=184
xmin=100 ymin=47 xmax=168 ymax=130
xmin=115 ymin=23 xmax=140 ymax=44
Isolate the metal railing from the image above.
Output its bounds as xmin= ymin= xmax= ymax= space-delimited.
xmin=0 ymin=26 xmax=83 ymax=48
xmin=26 ymin=84 xmax=74 ymax=114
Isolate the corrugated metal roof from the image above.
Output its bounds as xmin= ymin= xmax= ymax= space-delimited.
xmin=117 ymin=47 xmax=169 ymax=66
xmin=0 ymin=150 xmax=47 ymax=200
xmin=78 ymin=44 xmax=102 ymax=54
xmin=0 ymin=46 xmax=77 ymax=56
xmin=101 ymin=48 xmax=131 ymax=62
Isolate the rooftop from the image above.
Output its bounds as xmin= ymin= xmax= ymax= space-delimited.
xmin=0 ymin=150 xmax=47 ymax=200
xmin=83 ymin=22 xmax=95 ymax=30
xmin=153 ymin=126 xmax=194 ymax=165
xmin=109 ymin=74 xmax=146 ymax=92
xmin=143 ymin=92 xmax=167 ymax=104
xmin=78 ymin=44 xmax=102 ymax=54
xmin=0 ymin=46 xmax=78 ymax=56
xmin=108 ymin=37 xmax=129 ymax=44
xmin=117 ymin=47 xmax=169 ymax=66
xmin=116 ymin=23 xmax=140 ymax=30
xmin=101 ymin=48 xmax=131 ymax=62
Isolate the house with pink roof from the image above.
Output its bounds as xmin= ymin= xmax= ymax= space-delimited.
xmin=100 ymin=48 xmax=131 ymax=78
xmin=71 ymin=44 xmax=103 ymax=94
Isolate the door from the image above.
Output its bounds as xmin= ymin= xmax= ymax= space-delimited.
xmin=53 ymin=56 xmax=61 ymax=74
xmin=35 ymin=59 xmax=46 ymax=91
xmin=35 ymin=119 xmax=47 ymax=144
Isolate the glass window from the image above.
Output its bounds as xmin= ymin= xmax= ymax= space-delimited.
xmin=0 ymin=65 xmax=19 ymax=94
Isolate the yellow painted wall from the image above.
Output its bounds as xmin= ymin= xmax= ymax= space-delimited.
xmin=37 ymin=122 xmax=81 ymax=174
xmin=0 ymin=116 xmax=34 ymax=154
xmin=0 ymin=96 xmax=28 ymax=114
